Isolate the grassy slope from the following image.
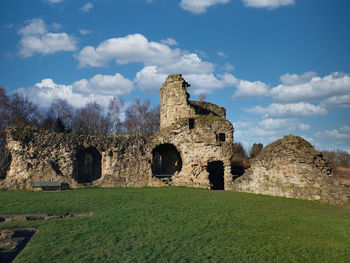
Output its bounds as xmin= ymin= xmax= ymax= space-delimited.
xmin=0 ymin=187 xmax=349 ymax=263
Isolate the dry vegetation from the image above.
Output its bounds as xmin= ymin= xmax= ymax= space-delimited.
xmin=322 ymin=150 xmax=350 ymax=184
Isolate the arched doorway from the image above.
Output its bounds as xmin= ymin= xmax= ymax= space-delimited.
xmin=207 ymin=161 xmax=224 ymax=190
xmin=76 ymin=147 xmax=101 ymax=183
xmin=152 ymin=144 xmax=182 ymax=177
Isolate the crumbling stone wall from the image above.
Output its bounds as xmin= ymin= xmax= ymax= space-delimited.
xmin=228 ymin=135 xmax=350 ymax=205
xmin=160 ymin=74 xmax=226 ymax=129
xmin=155 ymin=74 xmax=234 ymax=189
xmin=1 ymin=127 xmax=163 ymax=190
xmin=149 ymin=116 xmax=234 ymax=189
xmin=1 ymin=74 xmax=349 ymax=206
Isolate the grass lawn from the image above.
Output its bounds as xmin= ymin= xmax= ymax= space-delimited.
xmin=0 ymin=187 xmax=349 ymax=262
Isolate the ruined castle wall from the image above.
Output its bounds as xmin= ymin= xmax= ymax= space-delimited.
xmin=228 ymin=135 xmax=350 ymax=205
xmin=160 ymin=74 xmax=192 ymax=129
xmin=150 ymin=116 xmax=234 ymax=189
xmin=1 ymin=127 xmax=164 ymax=190
xmin=160 ymin=74 xmax=227 ymax=129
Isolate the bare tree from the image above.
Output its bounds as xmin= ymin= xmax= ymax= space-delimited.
xmin=249 ymin=143 xmax=263 ymax=158
xmin=107 ymin=96 xmax=124 ymax=135
xmin=46 ymin=98 xmax=77 ymax=132
xmin=75 ymin=102 xmax=110 ymax=136
xmin=0 ymin=87 xmax=41 ymax=178
xmin=198 ymin=94 xmax=206 ymax=102
xmin=124 ymin=98 xmax=160 ymax=137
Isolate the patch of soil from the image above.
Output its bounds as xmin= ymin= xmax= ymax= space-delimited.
xmin=333 ymin=166 xmax=350 ymax=185
xmin=0 ymin=228 xmax=36 ymax=263
xmin=0 ymin=211 xmax=92 ymax=222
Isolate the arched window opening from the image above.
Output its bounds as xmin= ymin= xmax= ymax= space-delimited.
xmin=76 ymin=147 xmax=101 ymax=183
xmin=207 ymin=161 xmax=224 ymax=190
xmin=152 ymin=144 xmax=182 ymax=177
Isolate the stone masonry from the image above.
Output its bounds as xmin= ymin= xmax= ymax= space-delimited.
xmin=1 ymin=74 xmax=349 ymax=205
xmin=228 ymin=135 xmax=350 ymax=205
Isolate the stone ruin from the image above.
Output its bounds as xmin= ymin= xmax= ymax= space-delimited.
xmin=1 ymin=74 xmax=349 ymax=205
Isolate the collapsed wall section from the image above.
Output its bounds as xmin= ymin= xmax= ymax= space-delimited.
xmin=228 ymin=135 xmax=350 ymax=205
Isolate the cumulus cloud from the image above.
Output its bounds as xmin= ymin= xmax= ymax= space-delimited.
xmin=259 ymin=118 xmax=309 ymax=131
xmin=81 ymin=2 xmax=94 ymax=13
xmin=179 ymin=0 xmax=230 ymax=14
xmin=242 ymin=0 xmax=295 ymax=9
xmin=246 ymin=102 xmax=327 ymax=118
xmin=135 ymin=66 xmax=168 ymax=92
xmin=316 ymin=126 xmax=350 ymax=151
xmin=220 ymin=63 xmax=234 ymax=71
xmin=76 ymin=33 xmax=215 ymax=75
xmin=76 ymin=34 xmax=183 ymax=67
xmin=18 ymin=18 xmax=77 ymax=57
xmin=20 ymin=73 xmax=133 ymax=108
xmin=232 ymin=79 xmax=269 ymax=99
xmin=161 ymin=38 xmax=178 ymax=46
xmin=21 ymin=79 xmax=91 ymax=108
xmin=232 ymin=71 xmax=350 ymax=110
xmin=271 ymin=72 xmax=350 ymax=103
xmin=73 ymin=73 xmax=134 ymax=96
xmin=321 ymin=95 xmax=350 ymax=108
xmin=185 ymin=72 xmax=237 ymax=95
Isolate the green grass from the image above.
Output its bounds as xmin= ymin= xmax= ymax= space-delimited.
xmin=1 ymin=187 xmax=349 ymax=262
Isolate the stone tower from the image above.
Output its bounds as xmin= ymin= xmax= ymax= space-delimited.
xmin=160 ymin=74 xmax=191 ymax=129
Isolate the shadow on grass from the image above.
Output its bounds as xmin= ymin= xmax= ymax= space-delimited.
xmin=0 ymin=228 xmax=36 ymax=263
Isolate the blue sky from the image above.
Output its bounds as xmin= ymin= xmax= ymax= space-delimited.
xmin=1 ymin=0 xmax=350 ymax=151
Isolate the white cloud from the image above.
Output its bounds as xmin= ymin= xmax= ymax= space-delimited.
xmin=271 ymin=72 xmax=350 ymax=103
xmin=279 ymin=71 xmax=317 ymax=85
xmin=246 ymin=102 xmax=327 ymax=118
xmin=81 ymin=2 xmax=94 ymax=13
xmin=161 ymin=38 xmax=178 ymax=46
xmin=73 ymin=73 xmax=134 ymax=96
xmin=217 ymin=51 xmax=227 ymax=57
xmin=162 ymin=53 xmax=214 ymax=74
xmin=179 ymin=0 xmax=230 ymax=14
xmin=77 ymin=34 xmax=182 ymax=67
xmin=316 ymin=126 xmax=350 ymax=151
xmin=135 ymin=66 xmax=168 ymax=92
xmin=134 ymin=66 xmax=237 ymax=94
xmin=44 ymin=0 xmax=64 ymax=4
xmin=18 ymin=18 xmax=77 ymax=57
xmin=220 ymin=63 xmax=234 ymax=71
xmin=232 ymin=79 xmax=269 ymax=99
xmin=20 ymin=73 xmax=133 ymax=108
xmin=185 ymin=72 xmax=237 ymax=95
xmin=242 ymin=0 xmax=295 ymax=9
xmin=22 ymin=79 xmax=91 ymax=108
xmin=320 ymin=95 xmax=350 ymax=108
xmin=79 ymin=29 xmax=92 ymax=35
xmin=258 ymin=118 xmax=309 ymax=131
xmin=76 ymin=33 xmax=214 ymax=75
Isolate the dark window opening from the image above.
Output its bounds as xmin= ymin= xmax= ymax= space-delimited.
xmin=0 ymin=149 xmax=12 ymax=180
xmin=231 ymin=160 xmax=249 ymax=181
xmin=217 ymin=133 xmax=226 ymax=142
xmin=152 ymin=144 xmax=182 ymax=177
xmin=76 ymin=147 xmax=101 ymax=183
xmin=207 ymin=161 xmax=224 ymax=190
xmin=189 ymin=118 xmax=195 ymax=129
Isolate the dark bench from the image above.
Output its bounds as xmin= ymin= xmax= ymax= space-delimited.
xmin=32 ymin=181 xmax=61 ymax=191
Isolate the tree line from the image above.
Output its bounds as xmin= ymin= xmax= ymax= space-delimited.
xmin=0 ymin=86 xmax=160 ymax=178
